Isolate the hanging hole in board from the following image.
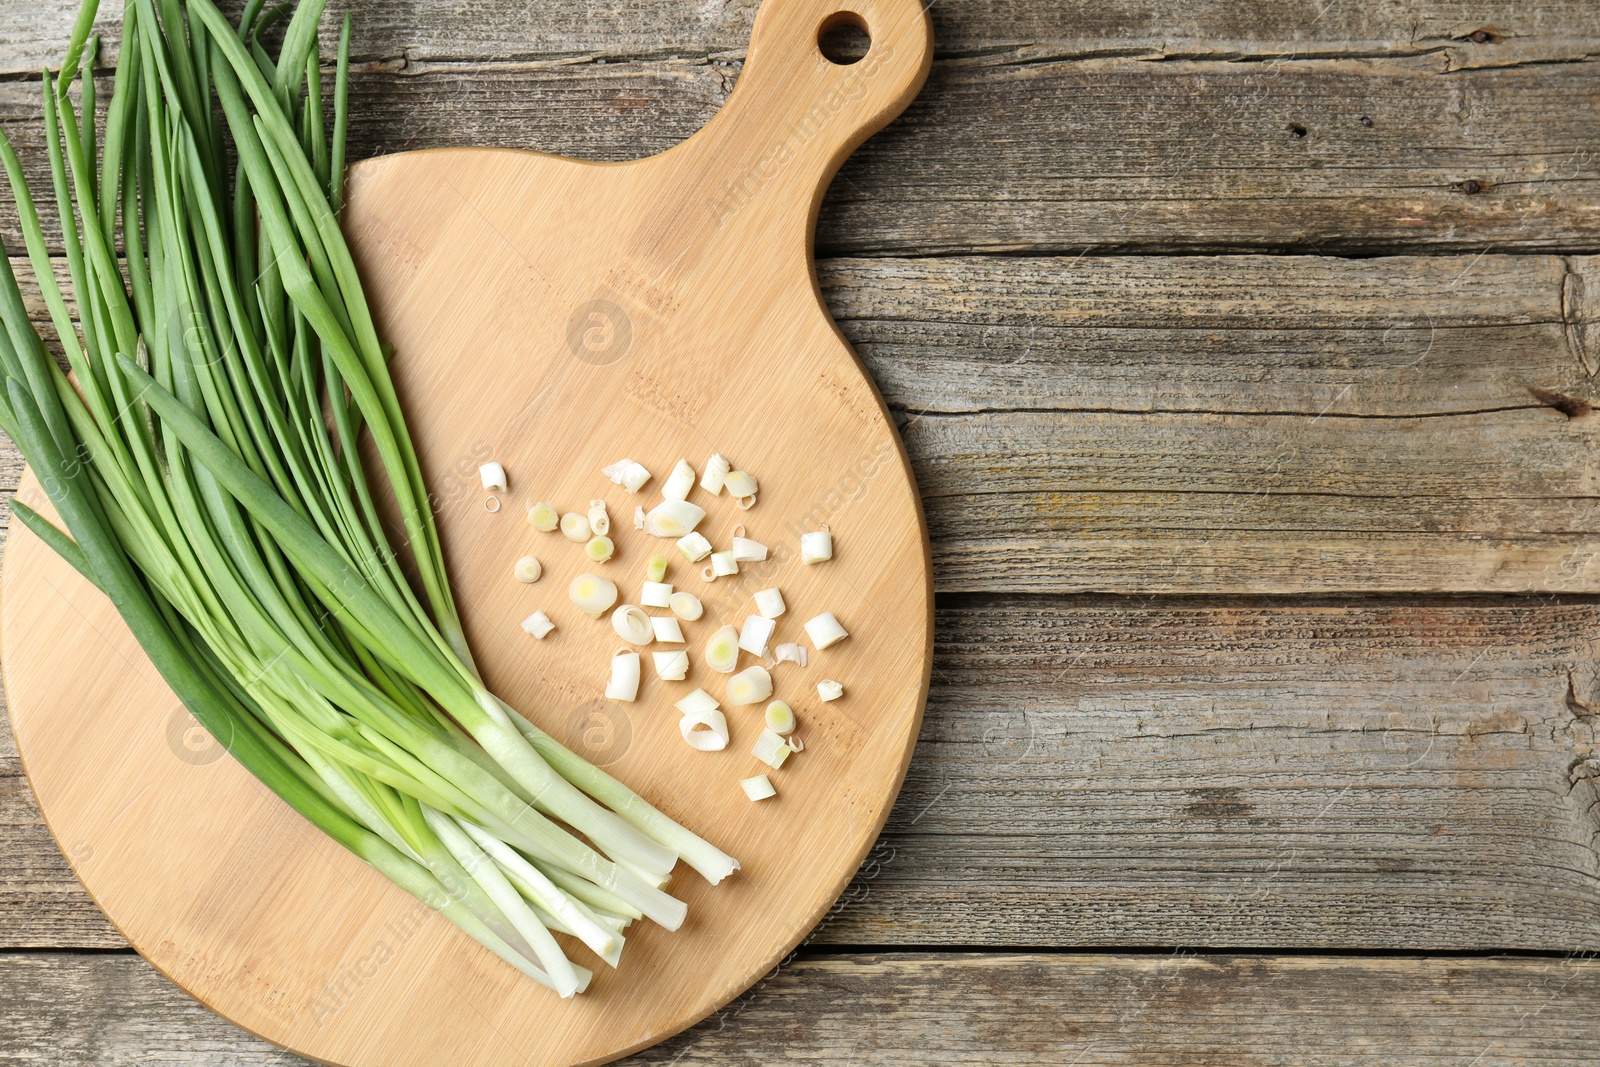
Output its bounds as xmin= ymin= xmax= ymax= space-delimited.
xmin=818 ymin=12 xmax=870 ymax=65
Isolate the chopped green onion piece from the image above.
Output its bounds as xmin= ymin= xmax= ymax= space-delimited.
xmin=705 ymin=624 xmax=740 ymax=673
xmin=754 ymin=586 xmax=786 ymax=618
xmin=527 ymin=500 xmax=560 ymax=531
xmin=570 ymin=574 xmax=618 ymax=617
xmin=726 ymin=665 xmax=773 ymax=707
xmin=561 ymin=512 xmax=591 ymax=542
xmin=676 ymin=532 xmax=712 ymax=562
xmin=801 ymin=529 xmax=834 ymax=564
xmin=661 ymin=459 xmax=695 ymax=501
xmin=805 ymin=612 xmax=849 ymax=650
xmin=611 ymin=605 xmax=653 ymax=646
xmin=751 ymin=728 xmax=793 ymax=770
xmin=741 ymin=774 xmax=776 ymax=801
xmin=764 ymin=700 xmax=796 ymax=735
xmin=669 ymin=591 xmax=704 ymax=621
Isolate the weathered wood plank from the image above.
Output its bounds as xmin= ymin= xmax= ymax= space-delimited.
xmin=814 ymin=596 xmax=1600 ymax=950
xmin=839 ymin=254 xmax=1600 ymax=593
xmin=2 ymin=951 xmax=1598 ymax=1064
xmin=8 ymin=597 xmax=1600 ymax=950
xmin=829 ymin=253 xmax=1594 ymax=417
xmin=5 ymin=0 xmax=1598 ymax=73
xmin=5 ymin=54 xmax=1600 ymax=255
xmin=6 ymin=252 xmax=1600 ymax=594
xmin=914 ymin=407 xmax=1600 ymax=594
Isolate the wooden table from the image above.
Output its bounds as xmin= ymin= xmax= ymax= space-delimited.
xmin=4 ymin=0 xmax=1600 ymax=1061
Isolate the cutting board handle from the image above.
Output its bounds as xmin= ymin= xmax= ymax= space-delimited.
xmin=691 ymin=0 xmax=933 ymax=232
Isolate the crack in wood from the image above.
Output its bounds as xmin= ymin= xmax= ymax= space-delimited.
xmin=1561 ymin=256 xmax=1596 ymax=376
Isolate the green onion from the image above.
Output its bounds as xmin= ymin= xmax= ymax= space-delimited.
xmin=0 ymin=0 xmax=736 ymax=995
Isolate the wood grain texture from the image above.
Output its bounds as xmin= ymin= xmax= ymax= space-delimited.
xmin=4 ymin=951 xmax=1599 ymax=1065
xmin=839 ymin=254 xmax=1600 ymax=594
xmin=1 ymin=0 xmax=937 ymax=1064
xmin=6 ymin=251 xmax=1600 ymax=596
xmin=7 ymin=53 xmax=1600 ymax=256
xmin=828 ymin=254 xmax=1598 ymax=417
xmin=5 ymin=0 xmax=1598 ymax=72
xmin=9 ymin=597 xmax=1600 ymax=951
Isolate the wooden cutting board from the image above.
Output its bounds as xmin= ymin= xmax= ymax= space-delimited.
xmin=0 ymin=0 xmax=933 ymax=1063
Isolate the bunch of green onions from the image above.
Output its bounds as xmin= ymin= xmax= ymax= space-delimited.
xmin=0 ymin=0 xmax=736 ymax=996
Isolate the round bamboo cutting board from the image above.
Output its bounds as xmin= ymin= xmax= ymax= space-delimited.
xmin=1 ymin=0 xmax=934 ymax=1063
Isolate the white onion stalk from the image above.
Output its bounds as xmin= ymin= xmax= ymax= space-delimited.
xmin=504 ymin=714 xmax=738 ymax=889
xmin=754 ymin=587 xmax=786 ymax=619
xmin=741 ymin=775 xmax=776 ymax=802
xmin=675 ymin=688 xmax=721 ymax=716
xmin=752 ymin=728 xmax=793 ymax=770
xmin=648 ymin=555 xmax=669 ymax=583
xmin=644 ymin=499 xmax=707 ymax=538
xmin=731 ymin=536 xmax=767 ymax=562
xmin=312 ymin=764 xmax=425 ymax=870
xmin=801 ymin=529 xmax=833 ymax=564
xmin=739 ymin=614 xmax=775 ymax=657
xmin=662 ymin=459 xmax=697 ymax=501
xmin=633 ymin=506 xmax=646 ymax=530
xmin=805 ymin=612 xmax=849 ymax=650
xmin=605 ymin=650 xmax=642 ymax=701
xmin=701 ymin=453 xmax=731 ymax=494
xmin=788 ymin=735 xmax=806 ymax=753
xmin=774 ymin=642 xmax=807 ymax=667
xmin=480 ymin=462 xmax=508 ymax=492
xmin=817 ymin=679 xmax=844 ymax=702
xmin=457 ymin=820 xmax=621 ymax=963
xmin=726 ymin=665 xmax=773 ymax=706
xmin=642 ymin=581 xmax=673 ymax=608
xmin=723 ymin=470 xmax=757 ymax=498
xmin=585 ymin=535 xmax=615 ymax=563
xmin=670 ymin=591 xmax=704 ymax=621
xmin=705 ymin=550 xmax=738 ymax=579
xmin=514 ymin=556 xmax=543 ymax=583
xmin=765 ymin=700 xmax=796 ymax=735
xmin=676 ymin=533 xmax=713 ymax=562
xmin=735 ymin=494 xmax=757 ymax=511
xmin=705 ymin=625 xmax=741 ymax=673
xmin=653 ymin=650 xmax=690 ymax=681
xmin=569 ymin=574 xmax=619 ymax=617
xmin=651 ymin=616 xmax=686 ymax=643
xmin=422 ymin=807 xmax=585 ymax=998
xmin=521 ymin=611 xmax=556 ymax=639
xmin=602 ymin=458 xmax=652 ymax=492
xmin=611 ymin=605 xmax=654 ymax=646
xmin=680 ymin=708 xmax=729 ymax=751
xmin=587 ymin=499 xmax=611 ymax=536
xmin=561 ymin=512 xmax=591 ymax=542
xmin=523 ymin=899 xmax=624 ymax=969
xmin=527 ymin=501 xmax=560 ymax=531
